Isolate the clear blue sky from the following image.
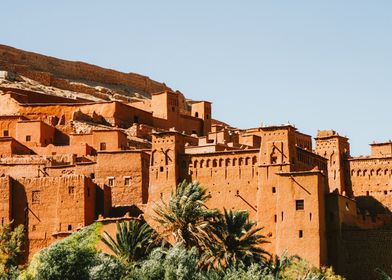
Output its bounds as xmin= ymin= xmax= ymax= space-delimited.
xmin=2 ymin=1 xmax=391 ymax=155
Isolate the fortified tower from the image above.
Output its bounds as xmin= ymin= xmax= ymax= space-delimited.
xmin=315 ymin=130 xmax=350 ymax=195
xmin=257 ymin=125 xmax=297 ymax=255
xmin=151 ymin=91 xmax=179 ymax=124
xmin=148 ymin=131 xmax=197 ymax=202
xmin=191 ymin=101 xmax=212 ymax=136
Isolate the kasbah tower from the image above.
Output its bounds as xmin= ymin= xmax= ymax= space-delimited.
xmin=0 ymin=44 xmax=391 ymax=279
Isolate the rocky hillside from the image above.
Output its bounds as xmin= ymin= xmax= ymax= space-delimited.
xmin=0 ymin=44 xmax=171 ymax=102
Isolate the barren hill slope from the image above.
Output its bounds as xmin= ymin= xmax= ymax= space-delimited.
xmin=0 ymin=44 xmax=170 ymax=102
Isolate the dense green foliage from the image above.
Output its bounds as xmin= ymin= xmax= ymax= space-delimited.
xmin=0 ymin=222 xmax=25 ymax=280
xmin=21 ymin=223 xmax=105 ymax=280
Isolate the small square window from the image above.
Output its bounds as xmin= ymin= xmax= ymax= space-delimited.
xmin=296 ymin=200 xmax=304 ymax=211
xmin=100 ymin=142 xmax=106 ymax=151
xmin=108 ymin=177 xmax=114 ymax=187
xmin=124 ymin=177 xmax=131 ymax=186
xmin=3 ymin=130 xmax=9 ymax=137
xmin=68 ymin=186 xmax=75 ymax=194
xmin=32 ymin=190 xmax=40 ymax=204
xmin=26 ymin=135 xmax=31 ymax=142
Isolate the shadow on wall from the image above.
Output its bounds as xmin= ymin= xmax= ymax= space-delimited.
xmin=11 ymin=179 xmax=29 ymax=263
xmin=356 ymin=195 xmax=391 ymax=217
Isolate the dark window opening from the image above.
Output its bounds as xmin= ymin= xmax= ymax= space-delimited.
xmin=309 ymin=213 xmax=312 ymax=221
xmin=68 ymin=225 xmax=72 ymax=231
xmin=271 ymin=156 xmax=277 ymax=164
xmin=3 ymin=130 xmax=9 ymax=137
xmin=32 ymin=190 xmax=40 ymax=204
xmin=272 ymin=187 xmax=276 ymax=193
xmin=124 ymin=177 xmax=131 ymax=186
xmin=274 ymin=215 xmax=277 ymax=223
xmin=26 ymin=135 xmax=31 ymax=142
xmin=296 ymin=200 xmax=304 ymax=211
xmin=366 ymin=191 xmax=369 ymax=196
xmin=299 ymin=230 xmax=303 ymax=238
xmin=108 ymin=178 xmax=114 ymax=187
xmin=90 ymin=173 xmax=95 ymax=179
xmin=384 ymin=190 xmax=388 ymax=195
xmin=195 ymin=112 xmax=199 ymax=118
xmin=281 ymin=211 xmax=284 ymax=221
xmin=100 ymin=142 xmax=106 ymax=151
xmin=68 ymin=186 xmax=75 ymax=195
xmin=160 ymin=166 xmax=164 ymax=172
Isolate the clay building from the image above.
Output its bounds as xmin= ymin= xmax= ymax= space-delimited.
xmin=0 ymin=82 xmax=392 ymax=279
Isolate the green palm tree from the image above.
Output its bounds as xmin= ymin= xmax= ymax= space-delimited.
xmin=101 ymin=219 xmax=157 ymax=265
xmin=200 ymin=209 xmax=270 ymax=270
xmin=153 ymin=180 xmax=219 ymax=248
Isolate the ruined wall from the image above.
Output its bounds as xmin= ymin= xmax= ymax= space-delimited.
xmin=0 ymin=86 xmax=89 ymax=104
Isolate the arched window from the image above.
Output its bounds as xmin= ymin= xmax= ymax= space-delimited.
xmin=357 ymin=169 xmax=361 ymax=176
xmin=239 ymin=158 xmax=243 ymax=166
xmin=225 ymin=158 xmax=231 ymax=167
xmin=245 ymin=157 xmax=250 ymax=165
xmin=206 ymin=159 xmax=211 ymax=168
xmin=252 ymin=156 xmax=257 ymax=165
xmin=363 ymin=169 xmax=368 ymax=176
xmin=370 ymin=169 xmax=374 ymax=176
xmin=193 ymin=160 xmax=198 ymax=168
xmin=213 ymin=159 xmax=218 ymax=167
xmin=233 ymin=158 xmax=237 ymax=166
xmin=200 ymin=160 xmax=204 ymax=168
xmin=385 ymin=169 xmax=389 ymax=176
xmin=377 ymin=169 xmax=382 ymax=176
xmin=219 ymin=158 xmax=224 ymax=167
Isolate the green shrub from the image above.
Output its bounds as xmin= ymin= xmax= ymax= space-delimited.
xmin=21 ymin=223 xmax=103 ymax=280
